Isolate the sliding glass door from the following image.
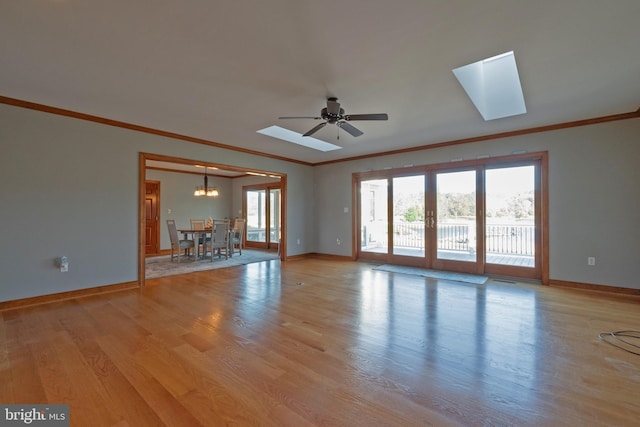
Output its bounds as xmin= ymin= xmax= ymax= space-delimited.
xmin=392 ymin=175 xmax=426 ymax=259
xmin=484 ymin=164 xmax=540 ymax=278
xmin=244 ymin=184 xmax=281 ymax=251
xmin=360 ymin=179 xmax=388 ymax=258
xmin=432 ymin=168 xmax=482 ymax=273
xmin=360 ymin=174 xmax=430 ymax=267
xmin=355 ymin=153 xmax=546 ymax=281
xmin=269 ymin=188 xmax=281 ymax=248
xmin=246 ymin=189 xmax=267 ymax=244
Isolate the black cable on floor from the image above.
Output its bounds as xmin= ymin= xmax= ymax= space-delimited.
xmin=598 ymin=330 xmax=640 ymax=356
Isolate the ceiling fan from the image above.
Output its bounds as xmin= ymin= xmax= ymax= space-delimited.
xmin=279 ymin=97 xmax=388 ymax=138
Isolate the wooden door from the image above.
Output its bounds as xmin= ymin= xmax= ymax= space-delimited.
xmin=145 ymin=181 xmax=160 ymax=255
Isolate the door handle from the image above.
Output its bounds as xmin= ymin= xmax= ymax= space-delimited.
xmin=426 ymin=211 xmax=435 ymax=228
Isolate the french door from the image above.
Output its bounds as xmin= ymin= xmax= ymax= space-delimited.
xmin=359 ymin=169 xmax=481 ymax=273
xmin=431 ymin=168 xmax=482 ymax=274
xmin=357 ymin=153 xmax=545 ymax=281
xmin=244 ymin=184 xmax=281 ymax=251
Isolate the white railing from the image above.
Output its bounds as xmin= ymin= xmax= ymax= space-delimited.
xmin=364 ymin=222 xmax=535 ymax=256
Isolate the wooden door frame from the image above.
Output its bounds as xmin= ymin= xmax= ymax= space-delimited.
xmin=481 ymin=157 xmax=546 ymax=281
xmin=353 ymin=151 xmax=549 ymax=284
xmin=429 ymin=166 xmax=485 ymax=275
xmin=138 ymin=152 xmax=287 ymax=287
xmin=242 ymin=183 xmax=283 ymax=251
xmin=388 ymin=173 xmax=429 ymax=268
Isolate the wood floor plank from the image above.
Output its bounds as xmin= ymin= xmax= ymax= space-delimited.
xmin=3 ymin=313 xmax=48 ymax=403
xmin=29 ymin=331 xmax=76 ymax=404
xmin=46 ymin=326 xmax=121 ymax=425
xmin=96 ymin=333 xmax=203 ymax=427
xmin=172 ymin=343 xmax=280 ymax=425
xmin=1 ymin=258 xmax=640 ymax=426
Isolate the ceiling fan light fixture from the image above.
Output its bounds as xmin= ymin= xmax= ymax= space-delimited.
xmin=278 ymin=97 xmax=388 ymax=139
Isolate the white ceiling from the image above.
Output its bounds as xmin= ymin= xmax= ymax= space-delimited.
xmin=2 ymin=1 xmax=639 ymax=165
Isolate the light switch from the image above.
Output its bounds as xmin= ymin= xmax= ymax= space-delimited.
xmin=58 ymin=256 xmax=69 ymax=272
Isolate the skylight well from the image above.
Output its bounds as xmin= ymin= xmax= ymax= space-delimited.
xmin=453 ymin=51 xmax=526 ymax=121
xmin=257 ymin=126 xmax=342 ymax=152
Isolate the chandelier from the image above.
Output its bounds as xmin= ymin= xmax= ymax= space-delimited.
xmin=193 ymin=166 xmax=219 ymax=197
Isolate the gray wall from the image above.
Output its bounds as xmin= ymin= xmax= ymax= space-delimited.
xmin=313 ymin=118 xmax=640 ymax=290
xmin=1 ymin=102 xmax=638 ymax=303
xmin=0 ymin=104 xmax=314 ymax=302
xmin=145 ymin=169 xmax=233 ymax=250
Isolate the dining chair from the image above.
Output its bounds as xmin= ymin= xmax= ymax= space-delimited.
xmin=207 ymin=220 xmax=229 ymax=260
xmin=167 ymin=219 xmax=195 ymax=262
xmin=190 ymin=219 xmax=206 ymax=229
xmin=231 ymin=218 xmax=246 ymax=255
xmin=190 ymin=218 xmax=207 ymax=256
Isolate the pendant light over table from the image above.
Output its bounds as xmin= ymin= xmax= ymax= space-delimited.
xmin=194 ymin=166 xmax=219 ymax=197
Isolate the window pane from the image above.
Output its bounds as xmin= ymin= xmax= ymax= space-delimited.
xmin=393 ymin=176 xmax=425 ymax=257
xmin=246 ymin=189 xmax=266 ymax=242
xmin=485 ymin=166 xmax=535 ymax=267
xmin=361 ymin=179 xmax=388 ymax=254
xmin=436 ymin=170 xmax=476 ymax=262
xmin=269 ymin=189 xmax=281 ymax=243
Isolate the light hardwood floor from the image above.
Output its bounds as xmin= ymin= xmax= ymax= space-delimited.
xmin=1 ymin=259 xmax=639 ymax=426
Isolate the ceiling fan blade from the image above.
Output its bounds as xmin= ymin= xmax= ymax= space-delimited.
xmin=279 ymin=116 xmax=322 ymax=120
xmin=344 ymin=113 xmax=388 ymax=121
xmin=327 ymin=98 xmax=341 ymax=115
xmin=303 ymin=122 xmax=328 ymax=137
xmin=338 ymin=121 xmax=363 ymax=137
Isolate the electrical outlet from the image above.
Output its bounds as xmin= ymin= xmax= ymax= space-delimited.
xmin=337 ymin=238 xmax=341 ymax=245
xmin=587 ymin=257 xmax=596 ymax=266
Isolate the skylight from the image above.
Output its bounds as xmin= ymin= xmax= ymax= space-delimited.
xmin=452 ymin=51 xmax=526 ymax=121
xmin=257 ymin=126 xmax=342 ymax=152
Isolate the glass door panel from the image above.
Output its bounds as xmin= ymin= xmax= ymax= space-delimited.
xmin=392 ymin=175 xmax=425 ymax=257
xmin=355 ymin=154 xmax=544 ymax=281
xmin=269 ymin=189 xmax=281 ymax=246
xmin=245 ymin=185 xmax=282 ymax=251
xmin=435 ymin=170 xmax=477 ymax=263
xmin=360 ymin=179 xmax=388 ymax=254
xmin=246 ymin=189 xmax=267 ymax=243
xmin=485 ymin=166 xmax=535 ymax=268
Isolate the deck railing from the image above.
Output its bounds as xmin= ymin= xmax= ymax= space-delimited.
xmin=366 ymin=222 xmax=535 ymax=255
xmin=484 ymin=224 xmax=535 ymax=255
